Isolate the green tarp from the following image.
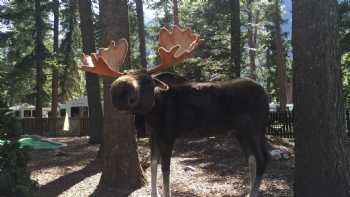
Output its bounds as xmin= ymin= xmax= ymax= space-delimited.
xmin=0 ymin=135 xmax=65 ymax=150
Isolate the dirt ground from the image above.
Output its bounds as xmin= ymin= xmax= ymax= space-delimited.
xmin=29 ymin=135 xmax=294 ymax=197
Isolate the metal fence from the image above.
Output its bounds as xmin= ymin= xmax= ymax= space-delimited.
xmin=267 ymin=111 xmax=294 ymax=138
xmin=267 ymin=108 xmax=350 ymax=139
xmin=19 ymin=109 xmax=350 ymax=139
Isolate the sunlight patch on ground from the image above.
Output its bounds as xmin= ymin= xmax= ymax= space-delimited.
xmin=31 ymin=165 xmax=87 ymax=185
xmin=260 ymin=179 xmax=293 ymax=196
xmin=58 ymin=173 xmax=102 ymax=197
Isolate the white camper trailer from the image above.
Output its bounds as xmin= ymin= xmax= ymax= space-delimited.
xmin=9 ymin=103 xmax=51 ymax=119
xmin=59 ymin=96 xmax=89 ymax=118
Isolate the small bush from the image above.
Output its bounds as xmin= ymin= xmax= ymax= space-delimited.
xmin=0 ymin=110 xmax=38 ymax=197
xmin=0 ymin=109 xmax=21 ymax=138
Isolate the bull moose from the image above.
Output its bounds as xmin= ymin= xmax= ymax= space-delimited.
xmin=80 ymin=26 xmax=270 ymax=197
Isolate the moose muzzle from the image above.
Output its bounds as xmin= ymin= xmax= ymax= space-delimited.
xmin=110 ymin=77 xmax=140 ymax=111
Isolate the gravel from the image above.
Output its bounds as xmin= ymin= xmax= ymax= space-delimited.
xmin=30 ymin=135 xmax=294 ymax=197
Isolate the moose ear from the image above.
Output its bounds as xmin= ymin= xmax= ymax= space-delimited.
xmin=153 ymin=78 xmax=169 ymax=91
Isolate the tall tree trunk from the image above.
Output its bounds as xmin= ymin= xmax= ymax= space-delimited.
xmin=247 ymin=0 xmax=258 ymax=80
xmin=273 ymin=0 xmax=287 ymax=110
xmin=293 ymin=0 xmax=350 ymax=196
xmin=34 ymin=0 xmax=44 ymax=133
xmin=135 ymin=0 xmax=147 ymax=68
xmin=99 ymin=0 xmax=145 ymax=189
xmin=230 ymin=0 xmax=241 ymax=78
xmin=286 ymin=80 xmax=293 ymax=104
xmin=50 ymin=0 xmax=59 ymax=132
xmin=78 ymin=0 xmax=104 ymax=145
xmin=173 ymin=0 xmax=179 ymax=26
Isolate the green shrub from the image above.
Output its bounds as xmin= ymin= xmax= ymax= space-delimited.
xmin=0 ymin=110 xmax=38 ymax=197
xmin=0 ymin=109 xmax=21 ymax=138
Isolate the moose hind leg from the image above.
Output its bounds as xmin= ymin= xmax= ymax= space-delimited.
xmin=236 ymin=134 xmax=266 ymax=197
xmin=248 ymin=155 xmax=259 ymax=197
xmin=253 ymin=128 xmax=270 ymax=194
xmin=160 ymin=141 xmax=174 ymax=197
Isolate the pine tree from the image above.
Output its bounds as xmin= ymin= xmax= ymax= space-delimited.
xmin=172 ymin=0 xmax=179 ymax=26
xmin=246 ymin=0 xmax=259 ymax=80
xmin=135 ymin=0 xmax=147 ymax=68
xmin=230 ymin=0 xmax=241 ymax=78
xmin=293 ymin=0 xmax=350 ymax=195
xmin=50 ymin=0 xmax=60 ymax=132
xmin=273 ymin=0 xmax=287 ymax=109
xmin=78 ymin=0 xmax=104 ymax=145
xmin=99 ymin=0 xmax=146 ymax=190
xmin=60 ymin=0 xmax=83 ymax=101
xmin=34 ymin=0 xmax=45 ymax=135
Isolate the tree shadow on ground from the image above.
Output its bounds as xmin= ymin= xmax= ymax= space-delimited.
xmin=38 ymin=159 xmax=101 ymax=197
xmin=90 ymin=183 xmax=199 ymax=197
xmin=171 ymin=135 xmax=294 ymax=196
xmin=90 ymin=184 xmax=133 ymax=197
xmin=173 ymin=135 xmax=246 ymax=176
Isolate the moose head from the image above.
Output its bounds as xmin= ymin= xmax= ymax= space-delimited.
xmin=80 ymin=26 xmax=203 ymax=114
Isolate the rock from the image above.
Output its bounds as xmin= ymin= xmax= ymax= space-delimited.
xmin=55 ymin=150 xmax=68 ymax=157
xmin=282 ymin=153 xmax=290 ymax=160
xmin=214 ymin=144 xmax=222 ymax=150
xmin=278 ymin=146 xmax=290 ymax=153
xmin=184 ymin=166 xmax=196 ymax=172
xmin=270 ymin=149 xmax=282 ymax=160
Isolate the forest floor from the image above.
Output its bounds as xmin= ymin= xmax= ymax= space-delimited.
xmin=29 ymin=135 xmax=294 ymax=197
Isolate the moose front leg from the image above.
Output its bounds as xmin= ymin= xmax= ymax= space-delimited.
xmin=150 ymin=135 xmax=160 ymax=197
xmin=159 ymin=141 xmax=174 ymax=197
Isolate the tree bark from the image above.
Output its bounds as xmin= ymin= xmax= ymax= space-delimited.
xmin=99 ymin=0 xmax=146 ymax=189
xmin=273 ymin=0 xmax=287 ymax=110
xmin=173 ymin=0 xmax=179 ymax=26
xmin=247 ymin=0 xmax=258 ymax=80
xmin=293 ymin=0 xmax=350 ymax=196
xmin=50 ymin=0 xmax=59 ymax=132
xmin=78 ymin=0 xmax=104 ymax=145
xmin=34 ymin=0 xmax=44 ymax=133
xmin=230 ymin=0 xmax=241 ymax=78
xmin=135 ymin=0 xmax=147 ymax=68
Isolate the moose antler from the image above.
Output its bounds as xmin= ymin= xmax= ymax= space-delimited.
xmin=79 ymin=26 xmax=202 ymax=77
xmin=148 ymin=25 xmax=203 ymax=75
xmin=80 ymin=39 xmax=128 ymax=77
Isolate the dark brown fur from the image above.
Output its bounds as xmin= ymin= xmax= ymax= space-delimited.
xmin=135 ymin=72 xmax=187 ymax=137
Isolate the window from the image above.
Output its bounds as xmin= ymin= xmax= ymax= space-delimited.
xmin=60 ymin=109 xmax=66 ymax=117
xmin=82 ymin=106 xmax=89 ymax=117
xmin=24 ymin=110 xmax=32 ymax=117
xmin=71 ymin=107 xmax=80 ymax=118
